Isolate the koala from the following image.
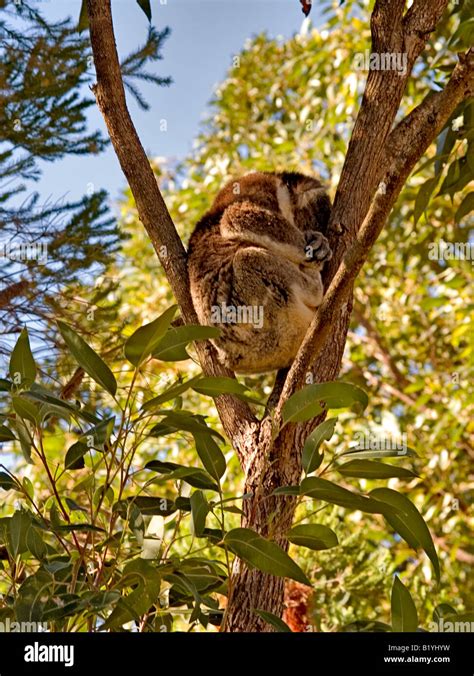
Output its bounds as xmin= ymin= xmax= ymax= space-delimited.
xmin=187 ymin=171 xmax=332 ymax=374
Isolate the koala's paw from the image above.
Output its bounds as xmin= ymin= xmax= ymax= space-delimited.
xmin=304 ymin=231 xmax=332 ymax=263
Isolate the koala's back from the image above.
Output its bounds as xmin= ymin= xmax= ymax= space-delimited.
xmin=187 ymin=172 xmax=331 ymax=373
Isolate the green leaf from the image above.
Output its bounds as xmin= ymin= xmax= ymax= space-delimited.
xmin=190 ymin=491 xmax=209 ymax=537
xmin=102 ymin=559 xmax=162 ymax=630
xmin=0 ymin=472 xmax=18 ymax=491
xmin=370 ymin=488 xmax=440 ymax=582
xmin=26 ymin=525 xmax=47 ymax=560
xmin=12 ymin=396 xmax=40 ymax=425
xmin=77 ymin=0 xmax=88 ymax=32
xmin=8 ymin=511 xmax=32 ymax=557
xmin=57 ymin=321 xmax=117 ymax=396
xmin=117 ymin=497 xmax=176 ymax=517
xmin=455 ymin=192 xmax=474 ymax=223
xmin=14 ymin=419 xmax=33 ymax=464
xmin=224 ymin=527 xmax=311 ymax=585
xmin=56 ymin=524 xmax=105 ymax=533
xmin=272 ymin=486 xmax=300 ymax=496
xmin=124 ymin=306 xmax=177 ymax=366
xmin=22 ymin=477 xmax=34 ymax=500
xmin=65 ymin=441 xmax=88 ymax=470
xmin=282 ymin=382 xmax=368 ymax=424
xmin=302 ymin=418 xmax=337 ymax=474
xmin=141 ymin=376 xmax=202 ymax=410
xmin=149 ymin=410 xmax=224 ymax=441
xmin=9 ymin=328 xmax=36 ymax=388
xmin=194 ymin=432 xmax=226 ymax=481
xmin=300 ymin=477 xmax=392 ymax=514
xmin=80 ymin=416 xmax=115 ymax=451
xmin=65 ymin=498 xmax=87 ymax=513
xmin=136 ymin=0 xmax=152 ymax=21
xmin=152 ymin=325 xmax=220 ymax=361
xmin=391 ymin=577 xmax=418 ymax=632
xmin=145 ymin=460 xmax=219 ymax=491
xmin=287 ymin=524 xmax=338 ymax=551
xmin=26 ymin=388 xmax=80 ymax=416
xmin=413 ymin=177 xmax=437 ymax=225
xmin=177 ymin=559 xmax=225 ymax=592
xmin=0 ymin=425 xmax=16 ymax=442
xmin=254 ymin=609 xmax=292 ymax=632
xmin=337 ymin=460 xmax=418 ymax=479
xmin=433 ymin=604 xmax=457 ymax=623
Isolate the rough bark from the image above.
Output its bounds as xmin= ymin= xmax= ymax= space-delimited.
xmin=86 ymin=0 xmax=473 ymax=632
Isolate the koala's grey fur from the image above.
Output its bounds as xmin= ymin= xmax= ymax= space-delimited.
xmin=187 ymin=171 xmax=332 ymax=373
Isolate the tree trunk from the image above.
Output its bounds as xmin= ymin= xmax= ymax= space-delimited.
xmin=223 ymin=302 xmax=352 ymax=631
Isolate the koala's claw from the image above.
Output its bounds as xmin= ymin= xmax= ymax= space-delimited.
xmin=304 ymin=231 xmax=332 ymax=263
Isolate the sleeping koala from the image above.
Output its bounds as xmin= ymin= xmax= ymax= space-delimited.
xmin=187 ymin=171 xmax=332 ymax=373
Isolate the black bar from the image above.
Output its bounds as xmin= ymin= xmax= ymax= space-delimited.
xmin=0 ymin=631 xmax=471 ymax=675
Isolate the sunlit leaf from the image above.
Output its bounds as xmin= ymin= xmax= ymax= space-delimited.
xmin=152 ymin=325 xmax=220 ymax=361
xmin=194 ymin=432 xmax=226 ymax=481
xmin=302 ymin=417 xmax=337 ymax=474
xmin=370 ymin=488 xmax=440 ymax=582
xmin=254 ymin=609 xmax=292 ymax=632
xmin=287 ymin=524 xmax=338 ymax=551
xmin=9 ymin=328 xmax=36 ymax=388
xmin=282 ymin=382 xmax=368 ymax=424
xmin=391 ymin=577 xmax=418 ymax=632
xmin=224 ymin=527 xmax=311 ymax=585
xmin=337 ymin=460 xmax=418 ymax=479
xmin=124 ymin=306 xmax=177 ymax=366
xmin=57 ymin=321 xmax=117 ymax=396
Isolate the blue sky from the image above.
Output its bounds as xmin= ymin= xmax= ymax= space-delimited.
xmin=36 ymin=0 xmax=324 ymax=210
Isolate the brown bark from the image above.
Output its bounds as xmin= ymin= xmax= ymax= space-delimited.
xmin=85 ymin=0 xmax=473 ymax=632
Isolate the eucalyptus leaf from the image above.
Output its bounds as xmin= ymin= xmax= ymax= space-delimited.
xmin=194 ymin=432 xmax=226 ymax=481
xmin=282 ymin=382 xmax=368 ymax=424
xmin=302 ymin=417 xmax=337 ymax=474
xmin=287 ymin=524 xmax=338 ymax=551
xmin=124 ymin=306 xmax=177 ymax=366
xmin=190 ymin=491 xmax=209 ymax=537
xmin=370 ymin=488 xmax=440 ymax=582
xmin=337 ymin=460 xmax=418 ymax=479
xmin=254 ymin=609 xmax=292 ymax=632
xmin=152 ymin=325 xmax=220 ymax=361
xmin=224 ymin=527 xmax=311 ymax=585
xmin=57 ymin=321 xmax=117 ymax=396
xmin=9 ymin=328 xmax=36 ymax=388
xmin=391 ymin=577 xmax=418 ymax=632
xmin=65 ymin=441 xmax=88 ymax=470
xmin=0 ymin=425 xmax=16 ymax=442
xmin=300 ymin=477 xmax=393 ymax=515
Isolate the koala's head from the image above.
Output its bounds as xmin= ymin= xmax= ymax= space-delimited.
xmin=276 ymin=171 xmax=331 ymax=233
xmin=209 ymin=171 xmax=331 ymax=233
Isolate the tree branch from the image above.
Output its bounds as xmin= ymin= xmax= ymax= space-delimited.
xmin=86 ymin=0 xmax=257 ymax=444
xmin=276 ymin=49 xmax=473 ymax=418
